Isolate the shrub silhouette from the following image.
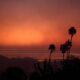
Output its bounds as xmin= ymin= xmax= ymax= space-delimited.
xmin=62 ymin=58 xmax=80 ymax=80
xmin=33 ymin=59 xmax=54 ymax=80
xmin=29 ymin=71 xmax=41 ymax=80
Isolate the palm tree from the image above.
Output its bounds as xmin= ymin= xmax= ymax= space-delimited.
xmin=68 ymin=27 xmax=77 ymax=41
xmin=68 ymin=27 xmax=77 ymax=58
xmin=48 ymin=44 xmax=55 ymax=62
xmin=60 ymin=44 xmax=68 ymax=62
xmin=65 ymin=40 xmax=72 ymax=59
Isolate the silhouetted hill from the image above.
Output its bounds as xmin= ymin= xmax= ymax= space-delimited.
xmin=0 ymin=55 xmax=62 ymax=75
xmin=0 ymin=55 xmax=9 ymax=61
xmin=0 ymin=55 xmax=38 ymax=75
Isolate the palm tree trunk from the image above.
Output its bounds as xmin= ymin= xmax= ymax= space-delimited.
xmin=49 ymin=52 xmax=52 ymax=63
xmin=68 ymin=48 xmax=71 ymax=59
xmin=71 ymin=35 xmax=73 ymax=41
xmin=67 ymin=51 xmax=69 ymax=59
xmin=68 ymin=35 xmax=73 ymax=59
xmin=63 ymin=54 xmax=64 ymax=62
xmin=67 ymin=49 xmax=70 ymax=59
xmin=63 ymin=53 xmax=65 ymax=66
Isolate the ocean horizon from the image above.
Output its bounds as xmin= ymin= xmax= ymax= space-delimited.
xmin=0 ymin=48 xmax=79 ymax=61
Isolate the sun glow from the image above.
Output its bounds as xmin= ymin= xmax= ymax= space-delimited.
xmin=0 ymin=28 xmax=44 ymax=46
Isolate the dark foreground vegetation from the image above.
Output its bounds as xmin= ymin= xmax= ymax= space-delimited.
xmin=0 ymin=56 xmax=80 ymax=80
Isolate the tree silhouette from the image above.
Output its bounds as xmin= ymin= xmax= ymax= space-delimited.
xmin=60 ymin=44 xmax=67 ymax=62
xmin=68 ymin=27 xmax=77 ymax=41
xmin=68 ymin=27 xmax=77 ymax=58
xmin=65 ymin=40 xmax=72 ymax=59
xmin=48 ymin=44 xmax=56 ymax=62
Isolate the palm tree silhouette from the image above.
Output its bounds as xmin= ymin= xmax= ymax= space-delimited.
xmin=60 ymin=44 xmax=68 ymax=62
xmin=48 ymin=44 xmax=55 ymax=62
xmin=68 ymin=27 xmax=77 ymax=41
xmin=65 ymin=40 xmax=72 ymax=59
xmin=68 ymin=27 xmax=77 ymax=58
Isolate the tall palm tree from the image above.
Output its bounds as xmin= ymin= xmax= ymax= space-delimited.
xmin=68 ymin=27 xmax=77 ymax=41
xmin=48 ymin=44 xmax=55 ymax=62
xmin=68 ymin=27 xmax=77 ymax=58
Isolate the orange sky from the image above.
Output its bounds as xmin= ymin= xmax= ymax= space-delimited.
xmin=0 ymin=0 xmax=80 ymax=59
